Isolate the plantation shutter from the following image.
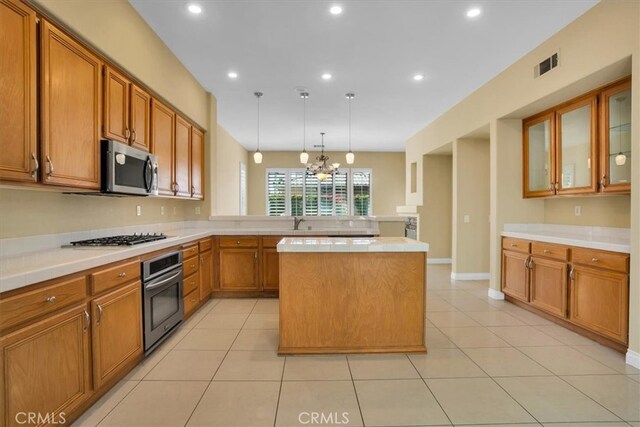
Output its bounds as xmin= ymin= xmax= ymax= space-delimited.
xmin=334 ymin=172 xmax=349 ymax=216
xmin=352 ymin=170 xmax=372 ymax=216
xmin=319 ymin=175 xmax=334 ymax=216
xmin=304 ymin=174 xmax=319 ymax=216
xmin=290 ymin=171 xmax=304 ymax=216
xmin=267 ymin=171 xmax=287 ymax=216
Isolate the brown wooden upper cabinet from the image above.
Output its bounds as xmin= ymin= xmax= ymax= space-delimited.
xmin=191 ymin=127 xmax=205 ymax=200
xmin=523 ymin=76 xmax=631 ymax=198
xmin=0 ymin=0 xmax=37 ymax=183
xmin=151 ymin=98 xmax=175 ymax=196
xmin=41 ymin=19 xmax=102 ymax=189
xmin=104 ymin=66 xmax=152 ymax=152
xmin=174 ymin=114 xmax=192 ymax=198
xmin=600 ymin=78 xmax=631 ymax=193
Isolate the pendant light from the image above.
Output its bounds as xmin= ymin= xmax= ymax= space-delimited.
xmin=614 ymin=96 xmax=627 ymax=166
xmin=299 ymin=92 xmax=309 ymax=164
xmin=345 ymin=93 xmax=355 ymax=164
xmin=253 ymin=91 xmax=263 ymax=164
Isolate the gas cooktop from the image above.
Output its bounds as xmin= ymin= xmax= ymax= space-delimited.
xmin=69 ymin=233 xmax=167 ymax=247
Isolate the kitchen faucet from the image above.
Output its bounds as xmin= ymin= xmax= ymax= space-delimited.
xmin=293 ymin=216 xmax=305 ymax=230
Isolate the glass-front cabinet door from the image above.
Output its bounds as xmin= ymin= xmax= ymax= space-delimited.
xmin=600 ymin=79 xmax=631 ymax=192
xmin=556 ymin=96 xmax=598 ymax=194
xmin=523 ymin=112 xmax=555 ymax=197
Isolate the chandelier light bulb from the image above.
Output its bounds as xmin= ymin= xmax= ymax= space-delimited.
xmin=300 ymin=151 xmax=309 ymax=164
xmin=615 ymin=153 xmax=627 ymax=166
xmin=253 ymin=151 xmax=263 ymax=164
xmin=346 ymin=151 xmax=355 ymax=164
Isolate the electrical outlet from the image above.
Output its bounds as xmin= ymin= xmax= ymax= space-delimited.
xmin=463 ymin=215 xmax=470 ymax=223
xmin=160 ymin=206 xmax=165 ymax=215
xmin=136 ymin=205 xmax=142 ymax=216
xmin=575 ymin=206 xmax=582 ymax=216
xmin=195 ymin=207 xmax=201 ymax=215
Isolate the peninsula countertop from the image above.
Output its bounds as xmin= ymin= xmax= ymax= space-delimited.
xmin=277 ymin=237 xmax=429 ymax=253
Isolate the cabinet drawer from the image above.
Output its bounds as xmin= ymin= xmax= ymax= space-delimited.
xmin=0 ymin=277 xmax=87 ymax=331
xmin=91 ymin=260 xmax=140 ymax=294
xmin=183 ymin=273 xmax=199 ymax=296
xmin=199 ymin=238 xmax=213 ymax=252
xmin=262 ymin=237 xmax=284 ymax=248
xmin=183 ymin=244 xmax=199 ymax=260
xmin=184 ymin=288 xmax=200 ymax=317
xmin=572 ymin=248 xmax=629 ymax=273
xmin=183 ymin=256 xmax=199 ymax=277
xmin=219 ymin=237 xmax=258 ymax=248
xmin=502 ymin=237 xmax=530 ymax=253
xmin=531 ymin=242 xmax=569 ymax=261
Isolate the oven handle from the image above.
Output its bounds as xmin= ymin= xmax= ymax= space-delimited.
xmin=145 ymin=270 xmax=182 ymax=290
xmin=144 ymin=156 xmax=153 ymax=193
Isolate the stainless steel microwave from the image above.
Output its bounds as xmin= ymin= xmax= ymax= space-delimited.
xmin=101 ymin=140 xmax=158 ymax=196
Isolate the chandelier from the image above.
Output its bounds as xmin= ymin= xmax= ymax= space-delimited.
xmin=306 ymin=132 xmax=340 ymax=181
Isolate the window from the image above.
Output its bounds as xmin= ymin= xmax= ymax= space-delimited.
xmin=265 ymin=168 xmax=372 ymax=216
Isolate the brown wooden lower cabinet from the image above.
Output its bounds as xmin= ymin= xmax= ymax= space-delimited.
xmin=501 ymin=237 xmax=630 ymax=348
xmin=0 ymin=304 xmax=92 ymax=427
xmin=200 ymin=249 xmax=213 ymax=299
xmin=569 ymin=265 xmax=629 ymax=344
xmin=219 ymin=248 xmax=259 ymax=290
xmin=262 ymin=248 xmax=280 ymax=291
xmin=529 ymin=256 xmax=568 ymax=318
xmin=501 ymin=250 xmax=530 ymax=302
xmin=91 ymin=281 xmax=143 ymax=389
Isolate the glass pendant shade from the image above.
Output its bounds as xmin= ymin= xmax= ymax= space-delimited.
xmin=300 ymin=151 xmax=309 ymax=164
xmin=615 ymin=153 xmax=627 ymax=166
xmin=346 ymin=151 xmax=355 ymax=164
xmin=253 ymin=151 xmax=263 ymax=164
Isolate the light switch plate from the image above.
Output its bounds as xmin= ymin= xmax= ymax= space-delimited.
xmin=161 ymin=206 xmax=165 ymax=215
xmin=464 ymin=215 xmax=470 ymax=223
xmin=195 ymin=207 xmax=201 ymax=215
xmin=136 ymin=205 xmax=142 ymax=216
xmin=575 ymin=206 xmax=582 ymax=216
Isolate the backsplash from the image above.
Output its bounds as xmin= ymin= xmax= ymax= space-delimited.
xmin=0 ymin=188 xmax=207 ymax=239
xmin=543 ymin=195 xmax=630 ymax=228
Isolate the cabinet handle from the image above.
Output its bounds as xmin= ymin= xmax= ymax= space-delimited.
xmin=528 ymin=257 xmax=534 ymax=269
xmin=46 ymin=156 xmax=54 ymax=177
xmin=254 ymin=251 xmax=258 ymax=261
xmin=524 ymin=256 xmax=532 ymax=270
xmin=191 ymin=186 xmax=195 ymax=196
xmin=554 ymin=181 xmax=559 ymax=191
xmin=45 ymin=296 xmax=56 ymax=304
xmin=96 ymin=304 xmax=103 ymax=325
xmin=543 ymin=249 xmax=550 ymax=254
xmin=237 ymin=241 xmax=241 ymax=245
xmin=131 ymin=129 xmax=136 ymax=142
xmin=591 ymin=257 xmax=599 ymax=263
xmin=125 ymin=128 xmax=131 ymax=142
xmin=118 ymin=272 xmax=126 ymax=278
xmin=175 ymin=183 xmax=180 ymax=195
xmin=569 ymin=267 xmax=575 ymax=281
xmin=31 ymin=153 xmax=39 ymax=180
xmin=600 ymin=175 xmax=607 ymax=189
xmin=511 ymin=244 xmax=517 ymax=247
xmin=83 ymin=310 xmax=90 ymax=331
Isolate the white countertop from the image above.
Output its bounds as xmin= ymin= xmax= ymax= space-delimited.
xmin=277 ymin=237 xmax=429 ymax=253
xmin=502 ymin=224 xmax=630 ymax=253
xmin=0 ymin=227 xmax=378 ymax=293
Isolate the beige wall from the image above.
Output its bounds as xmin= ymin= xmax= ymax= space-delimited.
xmin=247 ymin=152 xmax=404 ymax=216
xmin=404 ymin=1 xmax=639 ymax=356
xmin=544 ymin=196 xmax=631 ymax=228
xmin=214 ymin=126 xmax=249 ymax=216
xmin=0 ymin=0 xmax=221 ymax=239
xmin=418 ymin=155 xmax=452 ymax=259
xmin=453 ymin=139 xmax=490 ymax=274
xmin=31 ymin=0 xmax=210 ymax=128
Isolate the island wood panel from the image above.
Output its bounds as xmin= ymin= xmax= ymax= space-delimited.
xmin=278 ymin=252 xmax=426 ymax=354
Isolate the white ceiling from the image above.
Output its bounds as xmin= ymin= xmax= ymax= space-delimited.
xmin=129 ymin=0 xmax=598 ymax=152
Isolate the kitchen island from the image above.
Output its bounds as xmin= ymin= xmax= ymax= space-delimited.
xmin=277 ymin=237 xmax=429 ymax=355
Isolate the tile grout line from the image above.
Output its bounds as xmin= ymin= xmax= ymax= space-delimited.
xmin=182 ymin=299 xmax=257 ymax=427
xmin=405 ymin=353 xmax=454 ymax=426
xmin=272 ymin=354 xmax=287 ymax=427
xmin=346 ymin=355 xmax=367 ymax=426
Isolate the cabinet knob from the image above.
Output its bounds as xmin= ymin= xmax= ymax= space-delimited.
xmin=591 ymin=257 xmax=599 ymax=263
xmin=46 ymin=296 xmax=56 ymax=304
xmin=237 ymin=241 xmax=241 ymax=245
xmin=118 ymin=272 xmax=127 ymax=278
xmin=190 ymin=264 xmax=195 ymax=269
xmin=543 ymin=249 xmax=550 ymax=254
xmin=510 ymin=244 xmax=517 ymax=247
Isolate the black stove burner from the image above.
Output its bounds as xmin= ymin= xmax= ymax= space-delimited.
xmin=70 ymin=233 xmax=167 ymax=247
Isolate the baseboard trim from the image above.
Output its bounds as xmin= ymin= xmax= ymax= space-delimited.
xmin=487 ymin=288 xmax=505 ymax=300
xmin=626 ymin=349 xmax=640 ymax=369
xmin=450 ymin=272 xmax=490 ymax=281
xmin=428 ymin=258 xmax=452 ymax=265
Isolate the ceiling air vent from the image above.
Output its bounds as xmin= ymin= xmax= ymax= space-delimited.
xmin=534 ymin=52 xmax=559 ymax=78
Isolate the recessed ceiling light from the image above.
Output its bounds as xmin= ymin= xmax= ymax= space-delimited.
xmin=466 ymin=7 xmax=481 ymax=18
xmin=329 ymin=5 xmax=343 ymax=15
xmin=413 ymin=74 xmax=424 ymax=81
xmin=322 ymin=73 xmax=332 ymax=80
xmin=228 ymin=71 xmax=238 ymax=79
xmin=187 ymin=3 xmax=202 ymax=14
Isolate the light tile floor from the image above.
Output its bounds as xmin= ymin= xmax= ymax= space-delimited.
xmin=74 ymin=265 xmax=640 ymax=427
